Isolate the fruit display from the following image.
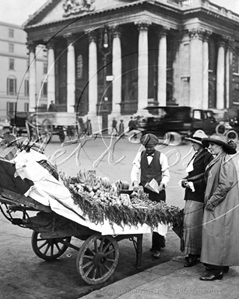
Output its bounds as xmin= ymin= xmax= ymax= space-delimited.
xmin=60 ymin=170 xmax=183 ymax=230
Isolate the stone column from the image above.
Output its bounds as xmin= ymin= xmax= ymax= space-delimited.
xmin=28 ymin=42 xmax=36 ymax=112
xmin=46 ymin=41 xmax=55 ymax=107
xmin=216 ymin=39 xmax=225 ymax=109
xmin=87 ymin=31 xmax=98 ymax=115
xmin=157 ymin=28 xmax=168 ymax=106
xmin=65 ymin=34 xmax=76 ymax=113
xmin=111 ymin=26 xmax=121 ymax=116
xmin=202 ymin=30 xmax=212 ymax=109
xmin=189 ymin=28 xmax=204 ymax=109
xmin=136 ymin=21 xmax=151 ymax=113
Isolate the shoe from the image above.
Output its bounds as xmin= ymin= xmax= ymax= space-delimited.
xmin=152 ymin=250 xmax=161 ymax=259
xmin=184 ymin=256 xmax=198 ymax=267
xmin=205 ymin=266 xmax=229 ymax=273
xmin=199 ymin=272 xmax=223 ymax=281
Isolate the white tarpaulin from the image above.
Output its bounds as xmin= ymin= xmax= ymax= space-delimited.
xmin=12 ymin=150 xmax=168 ymax=236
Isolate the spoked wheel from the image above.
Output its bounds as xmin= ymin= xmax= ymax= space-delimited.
xmin=0 ymin=203 xmax=14 ymax=222
xmin=76 ymin=233 xmax=119 ymax=285
xmin=31 ymin=231 xmax=71 ymax=261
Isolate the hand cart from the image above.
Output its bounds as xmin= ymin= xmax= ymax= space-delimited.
xmin=0 ymin=188 xmax=143 ymax=285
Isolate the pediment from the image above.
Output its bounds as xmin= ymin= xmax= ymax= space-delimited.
xmin=24 ymin=0 xmax=138 ymax=29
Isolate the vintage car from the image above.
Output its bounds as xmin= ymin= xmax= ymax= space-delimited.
xmin=137 ymin=106 xmax=218 ymax=145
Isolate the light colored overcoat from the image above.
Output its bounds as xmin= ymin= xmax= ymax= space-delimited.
xmin=201 ymin=153 xmax=239 ymax=266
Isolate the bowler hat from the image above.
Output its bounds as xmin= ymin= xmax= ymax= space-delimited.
xmin=202 ymin=134 xmax=237 ymax=154
xmin=185 ymin=130 xmax=208 ymax=146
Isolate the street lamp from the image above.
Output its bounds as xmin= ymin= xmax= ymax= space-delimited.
xmin=98 ymin=25 xmax=112 ymax=134
xmin=98 ymin=25 xmax=112 ymax=105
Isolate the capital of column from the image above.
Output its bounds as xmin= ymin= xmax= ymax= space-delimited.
xmin=158 ymin=26 xmax=170 ymax=39
xmin=44 ymin=39 xmax=55 ymax=50
xmin=203 ymin=30 xmax=212 ymax=42
xmin=217 ymin=36 xmax=226 ymax=47
xmin=111 ymin=25 xmax=121 ymax=39
xmin=63 ymin=33 xmax=76 ymax=45
xmin=189 ymin=28 xmax=205 ymax=40
xmin=223 ymin=35 xmax=235 ymax=48
xmin=27 ymin=41 xmax=36 ymax=52
xmin=135 ymin=20 xmax=151 ymax=32
xmin=86 ymin=30 xmax=97 ymax=43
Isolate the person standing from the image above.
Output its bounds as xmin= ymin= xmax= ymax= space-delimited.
xmin=119 ymin=119 xmax=125 ymax=137
xmin=181 ymin=130 xmax=213 ymax=267
xmin=48 ymin=101 xmax=57 ymax=112
xmin=85 ymin=119 xmax=92 ymax=136
xmin=199 ymin=134 xmax=239 ymax=281
xmin=111 ymin=118 xmax=118 ymax=135
xmin=128 ymin=116 xmax=137 ymax=132
xmin=131 ymin=133 xmax=170 ymax=258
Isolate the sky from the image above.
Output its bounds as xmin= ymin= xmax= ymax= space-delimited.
xmin=0 ymin=0 xmax=48 ymax=26
xmin=0 ymin=0 xmax=238 ymax=27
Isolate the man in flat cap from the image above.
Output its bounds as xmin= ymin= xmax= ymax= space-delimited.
xmin=131 ymin=133 xmax=170 ymax=258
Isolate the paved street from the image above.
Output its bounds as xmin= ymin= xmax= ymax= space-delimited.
xmin=1 ymin=135 xmax=237 ymax=299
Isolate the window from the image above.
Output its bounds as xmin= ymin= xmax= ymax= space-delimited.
xmin=42 ymin=82 xmax=47 ymax=97
xmin=7 ymin=102 xmax=17 ymax=117
xmin=43 ymin=62 xmax=48 ymax=74
xmin=7 ymin=77 xmax=17 ymax=95
xmin=9 ymin=43 xmax=14 ymax=53
xmin=9 ymin=28 xmax=14 ymax=38
xmin=24 ymin=79 xmax=29 ymax=96
xmin=9 ymin=58 xmax=14 ymax=70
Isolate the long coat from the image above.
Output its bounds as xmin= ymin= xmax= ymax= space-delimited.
xmin=201 ymin=153 xmax=239 ymax=266
xmin=184 ymin=149 xmax=213 ymax=202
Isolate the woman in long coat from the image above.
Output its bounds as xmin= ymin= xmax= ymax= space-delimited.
xmin=181 ymin=130 xmax=213 ymax=267
xmin=200 ymin=134 xmax=239 ymax=281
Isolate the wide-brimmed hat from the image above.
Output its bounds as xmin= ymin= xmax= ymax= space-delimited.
xmin=185 ymin=130 xmax=208 ymax=146
xmin=140 ymin=133 xmax=158 ymax=147
xmin=202 ymin=134 xmax=237 ymax=154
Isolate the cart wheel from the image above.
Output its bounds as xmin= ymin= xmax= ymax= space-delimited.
xmin=76 ymin=233 xmax=119 ymax=285
xmin=31 ymin=231 xmax=71 ymax=261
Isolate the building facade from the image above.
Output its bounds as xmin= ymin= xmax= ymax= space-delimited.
xmin=0 ymin=21 xmax=47 ymax=122
xmin=24 ymin=0 xmax=239 ymax=131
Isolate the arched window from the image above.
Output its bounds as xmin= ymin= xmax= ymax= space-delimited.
xmin=7 ymin=76 xmax=17 ymax=95
xmin=77 ymin=54 xmax=83 ymax=79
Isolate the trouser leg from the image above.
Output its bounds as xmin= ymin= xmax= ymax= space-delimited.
xmin=152 ymin=232 xmax=165 ymax=251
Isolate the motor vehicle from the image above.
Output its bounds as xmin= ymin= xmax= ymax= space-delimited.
xmin=10 ymin=112 xmax=29 ymax=136
xmin=137 ymin=106 xmax=218 ymax=145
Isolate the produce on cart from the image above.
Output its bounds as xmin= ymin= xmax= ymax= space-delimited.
xmin=0 ymin=136 xmax=183 ymax=285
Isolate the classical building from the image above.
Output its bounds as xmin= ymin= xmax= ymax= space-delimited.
xmin=0 ymin=21 xmax=47 ymax=121
xmin=23 ymin=0 xmax=239 ymax=131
